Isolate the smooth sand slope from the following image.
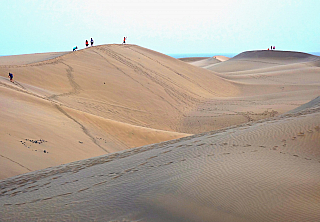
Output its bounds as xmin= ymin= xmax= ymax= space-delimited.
xmin=184 ymin=50 xmax=320 ymax=132
xmin=1 ymin=97 xmax=319 ymax=221
xmin=0 ymin=44 xmax=239 ymax=179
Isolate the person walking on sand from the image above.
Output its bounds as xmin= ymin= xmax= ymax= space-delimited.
xmin=73 ymin=46 xmax=78 ymax=51
xmin=123 ymin=37 xmax=127 ymax=44
xmin=90 ymin=38 xmax=94 ymax=46
xmin=85 ymin=40 xmax=89 ymax=47
xmin=8 ymin=72 xmax=14 ymax=82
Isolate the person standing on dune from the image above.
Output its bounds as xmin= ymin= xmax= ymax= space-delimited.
xmin=90 ymin=38 xmax=94 ymax=46
xmin=123 ymin=37 xmax=127 ymax=44
xmin=8 ymin=72 xmax=14 ymax=82
xmin=85 ymin=40 xmax=89 ymax=47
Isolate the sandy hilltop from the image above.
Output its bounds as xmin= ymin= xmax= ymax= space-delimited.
xmin=1 ymin=44 xmax=320 ymax=221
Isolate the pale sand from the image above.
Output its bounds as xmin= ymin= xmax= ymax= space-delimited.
xmin=0 ymin=99 xmax=319 ymax=221
xmin=0 ymin=46 xmax=320 ymax=221
xmin=185 ymin=55 xmax=230 ymax=68
xmin=0 ymin=51 xmax=70 ymax=66
xmin=0 ymin=44 xmax=238 ymax=180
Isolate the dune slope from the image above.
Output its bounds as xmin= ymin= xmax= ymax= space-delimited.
xmin=184 ymin=50 xmax=320 ymax=132
xmin=0 ymin=44 xmax=239 ymax=179
xmin=1 ymin=97 xmax=319 ymax=222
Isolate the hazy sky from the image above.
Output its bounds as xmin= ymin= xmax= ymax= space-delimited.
xmin=1 ymin=0 xmax=320 ymax=56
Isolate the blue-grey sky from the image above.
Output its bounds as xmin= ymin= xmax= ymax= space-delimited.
xmin=1 ymin=0 xmax=320 ymax=56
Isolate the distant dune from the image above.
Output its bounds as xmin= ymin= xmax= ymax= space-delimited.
xmin=0 ymin=46 xmax=320 ymax=221
xmin=0 ymin=51 xmax=70 ymax=66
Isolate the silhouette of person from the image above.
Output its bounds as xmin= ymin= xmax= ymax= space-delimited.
xmin=86 ymin=40 xmax=89 ymax=47
xmin=73 ymin=46 xmax=78 ymax=51
xmin=91 ymin=38 xmax=94 ymax=46
xmin=123 ymin=37 xmax=127 ymax=44
xmin=8 ymin=72 xmax=14 ymax=82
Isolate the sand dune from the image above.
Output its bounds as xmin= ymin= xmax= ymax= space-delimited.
xmin=207 ymin=50 xmax=319 ymax=73
xmin=1 ymin=46 xmax=320 ymax=221
xmin=184 ymin=55 xmax=230 ymax=69
xmin=0 ymin=44 xmax=239 ymax=179
xmin=0 ymin=96 xmax=319 ymax=221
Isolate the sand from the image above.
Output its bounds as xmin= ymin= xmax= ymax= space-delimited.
xmin=0 ymin=46 xmax=320 ymax=221
xmin=0 ymin=44 xmax=240 ymax=180
xmin=0 ymin=98 xmax=319 ymax=221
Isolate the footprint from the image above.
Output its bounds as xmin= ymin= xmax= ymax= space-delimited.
xmin=77 ymin=187 xmax=90 ymax=193
xmin=147 ymin=156 xmax=157 ymax=160
xmin=293 ymin=154 xmax=299 ymax=157
xmin=139 ymin=162 xmax=148 ymax=166
xmin=297 ymin=132 xmax=304 ymax=136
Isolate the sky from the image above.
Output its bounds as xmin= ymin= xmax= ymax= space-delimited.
xmin=1 ymin=0 xmax=320 ymax=56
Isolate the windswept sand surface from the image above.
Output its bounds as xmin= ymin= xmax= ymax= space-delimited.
xmin=1 ymin=46 xmax=320 ymax=221
xmin=1 ymin=100 xmax=320 ymax=221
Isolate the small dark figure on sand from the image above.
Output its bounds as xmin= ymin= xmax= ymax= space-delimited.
xmin=73 ymin=46 xmax=78 ymax=51
xmin=91 ymin=38 xmax=94 ymax=46
xmin=123 ymin=37 xmax=127 ymax=44
xmin=85 ymin=40 xmax=89 ymax=47
xmin=8 ymin=72 xmax=14 ymax=82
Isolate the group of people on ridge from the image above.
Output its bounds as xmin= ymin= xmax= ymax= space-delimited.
xmin=73 ymin=37 xmax=128 ymax=51
xmin=268 ymin=46 xmax=276 ymax=50
xmin=85 ymin=38 xmax=94 ymax=47
xmin=73 ymin=38 xmax=94 ymax=51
